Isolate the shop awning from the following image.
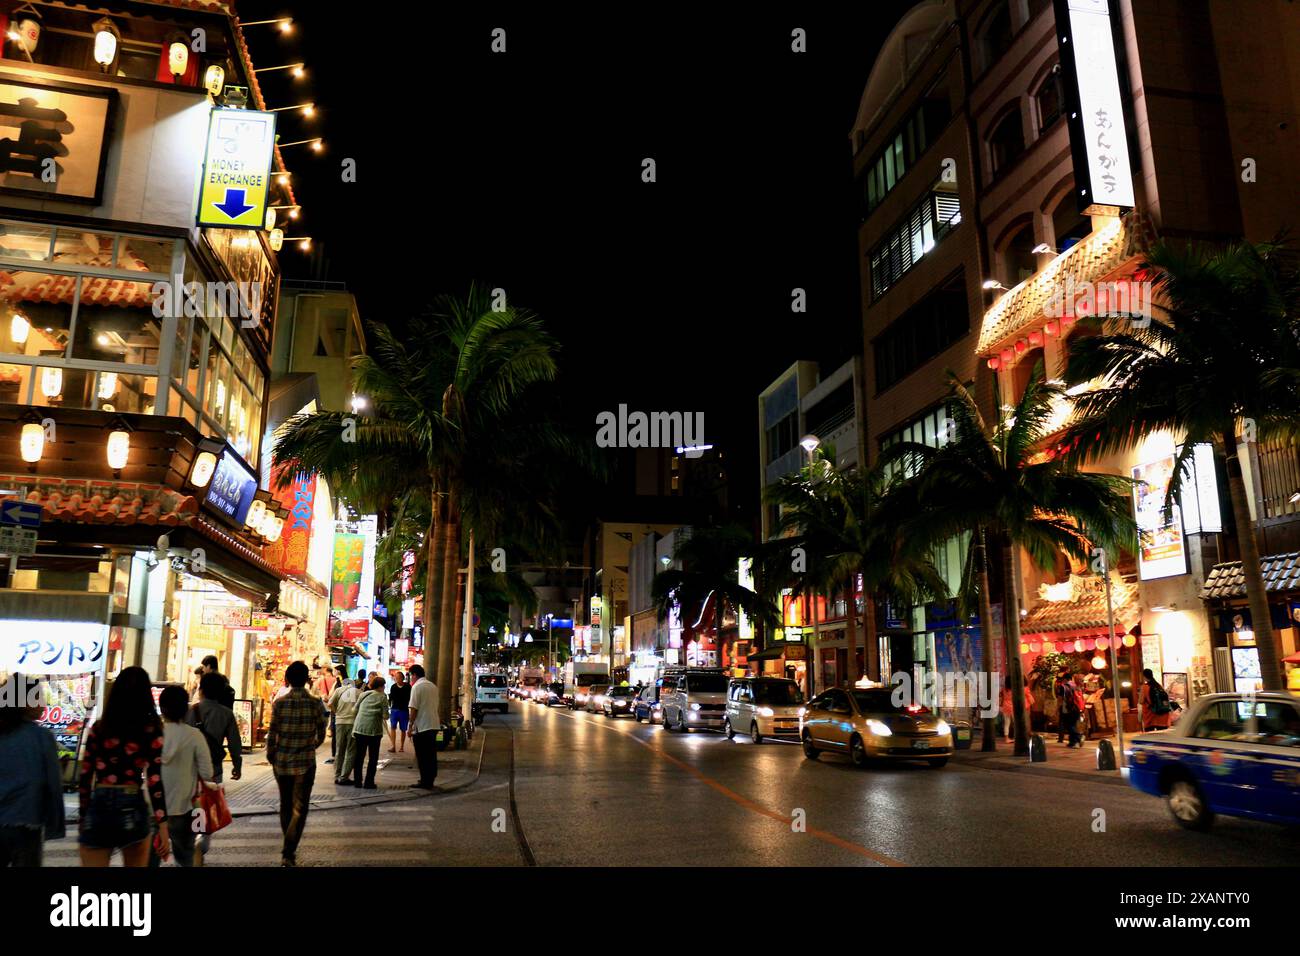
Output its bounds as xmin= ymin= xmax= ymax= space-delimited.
xmin=1201 ymin=552 xmax=1300 ymax=600
xmin=748 ymin=644 xmax=793 ymax=662
xmin=1020 ymin=574 xmax=1140 ymax=639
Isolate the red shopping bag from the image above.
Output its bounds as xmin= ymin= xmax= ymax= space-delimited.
xmin=195 ymin=781 xmax=232 ymax=835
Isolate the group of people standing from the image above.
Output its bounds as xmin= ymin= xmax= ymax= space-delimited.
xmin=324 ymin=664 xmax=439 ymax=793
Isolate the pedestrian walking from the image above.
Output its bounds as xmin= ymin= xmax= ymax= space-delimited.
xmin=314 ymin=665 xmax=337 ymax=707
xmin=326 ymin=664 xmax=347 ymax=762
xmin=1141 ymin=668 xmax=1173 ymax=731
xmin=388 ymin=670 xmax=410 ymax=753
xmin=187 ymin=672 xmax=243 ymax=784
xmin=77 ymin=666 xmax=168 ymax=867
xmin=407 ymin=664 xmax=440 ymax=790
xmin=328 ymin=671 xmax=361 ymax=784
xmin=265 ymin=661 xmax=327 ymax=867
xmin=348 ymin=674 xmax=389 ymax=789
xmin=200 ymin=655 xmax=237 ymax=709
xmin=1058 ymin=673 xmax=1085 ymax=748
xmin=0 ymin=676 xmax=65 ymax=867
xmin=152 ymin=686 xmax=213 ymax=867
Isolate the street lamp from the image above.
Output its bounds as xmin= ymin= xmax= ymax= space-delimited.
xmin=241 ymin=17 xmax=294 ymax=33
xmin=279 ymin=138 xmax=323 ymax=152
xmin=254 ymin=63 xmax=306 ymax=78
xmin=982 ymin=279 xmax=1008 ymax=291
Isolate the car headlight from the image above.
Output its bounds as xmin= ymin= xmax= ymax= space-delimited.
xmin=865 ymin=719 xmax=892 ymax=737
xmin=757 ymin=706 xmax=775 ymax=717
xmin=690 ymin=703 xmax=701 ymax=711
xmin=935 ymin=720 xmax=951 ymax=736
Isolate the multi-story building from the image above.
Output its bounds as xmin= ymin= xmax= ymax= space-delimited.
xmin=755 ymin=357 xmax=870 ymax=694
xmin=0 ymin=0 xmax=310 ymax=764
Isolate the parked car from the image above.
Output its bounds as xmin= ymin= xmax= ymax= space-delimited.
xmin=660 ymin=667 xmax=729 ymax=732
xmin=584 ymin=684 xmax=610 ymax=713
xmin=602 ymin=685 xmax=638 ymax=717
xmin=725 ymin=677 xmax=804 ymax=743
xmin=634 ymin=683 xmax=662 ymax=724
xmin=475 ymin=673 xmax=510 ymax=713
xmin=801 ymin=687 xmax=952 ymax=767
xmin=1126 ymin=691 xmax=1300 ymax=830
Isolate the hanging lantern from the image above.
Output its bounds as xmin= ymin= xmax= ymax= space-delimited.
xmin=12 ymin=10 xmax=42 ymax=55
xmin=189 ymin=451 xmax=218 ymax=488
xmin=263 ymin=515 xmax=285 ymax=544
xmin=1001 ymin=348 xmax=1014 ymax=365
xmin=97 ymin=371 xmax=118 ymax=400
xmin=1091 ymin=655 xmax=1107 ymax=670
xmin=1084 ymin=638 xmax=1096 ymax=651
xmin=987 ymin=356 xmax=1001 ymax=370
xmin=20 ymin=422 xmax=44 ymax=464
xmin=1122 ymin=634 xmax=1136 ymax=647
xmin=1015 ymin=339 xmax=1028 ymax=354
xmin=92 ymin=18 xmax=120 ymax=71
xmin=1029 ymin=641 xmax=1041 ymax=653
xmin=1095 ymin=637 xmax=1109 ymax=650
xmin=245 ymin=498 xmax=267 ymax=530
xmin=40 ymin=367 xmax=62 ymax=399
xmin=10 ymin=312 xmax=30 ymax=347
xmin=1045 ymin=319 xmax=1060 ymax=336
xmin=168 ymin=41 xmax=189 ymax=78
xmin=1073 ymin=639 xmax=1085 ymax=653
xmin=1019 ymin=643 xmax=1030 ymax=654
xmin=264 ymin=207 xmax=277 ymax=231
xmin=269 ymin=228 xmax=284 ymax=252
xmin=106 ymin=428 xmax=130 ymax=471
xmin=204 ymin=63 xmax=226 ymax=96
xmin=1028 ymin=330 xmax=1044 ymax=347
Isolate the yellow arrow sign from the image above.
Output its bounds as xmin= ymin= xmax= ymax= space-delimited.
xmin=197 ymin=108 xmax=277 ymax=229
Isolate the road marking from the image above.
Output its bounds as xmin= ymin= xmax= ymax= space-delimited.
xmin=543 ymin=707 xmax=905 ymax=867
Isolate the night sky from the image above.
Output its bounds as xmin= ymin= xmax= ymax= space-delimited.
xmin=238 ymin=4 xmax=914 ymax=521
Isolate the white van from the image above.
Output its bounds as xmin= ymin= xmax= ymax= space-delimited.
xmin=725 ymin=677 xmax=804 ymax=743
xmin=660 ymin=667 xmax=730 ymax=732
xmin=476 ymin=673 xmax=509 ymax=712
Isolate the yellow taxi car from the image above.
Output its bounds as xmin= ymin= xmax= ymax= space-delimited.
xmin=800 ymin=686 xmax=953 ymax=768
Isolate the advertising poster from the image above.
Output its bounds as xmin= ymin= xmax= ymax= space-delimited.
xmin=1131 ymin=455 xmax=1189 ymax=580
xmin=35 ymin=674 xmax=95 ymax=784
xmin=331 ymin=533 xmax=365 ymax=610
xmin=265 ymin=464 xmax=316 ymax=577
xmin=232 ymin=699 xmax=254 ymax=749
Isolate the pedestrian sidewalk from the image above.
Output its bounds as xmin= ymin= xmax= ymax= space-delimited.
xmin=955 ymin=731 xmax=1126 ymax=785
xmin=64 ymin=727 xmax=486 ymax=821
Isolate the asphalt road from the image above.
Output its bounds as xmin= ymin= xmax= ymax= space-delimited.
xmin=43 ymin=701 xmax=1300 ymax=866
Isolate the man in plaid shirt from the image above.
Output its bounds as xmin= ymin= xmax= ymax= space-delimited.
xmin=266 ymin=661 xmax=327 ymax=866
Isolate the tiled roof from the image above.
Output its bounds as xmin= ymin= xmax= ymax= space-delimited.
xmin=5 ymin=476 xmax=281 ymax=578
xmin=137 ymin=1 xmax=235 ymax=12
xmin=1201 ymin=552 xmax=1300 ymax=600
xmin=1021 ymin=574 xmax=1140 ymax=637
xmin=976 ymin=211 xmax=1158 ymax=354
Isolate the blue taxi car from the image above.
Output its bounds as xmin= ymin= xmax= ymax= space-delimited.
xmin=1125 ymin=691 xmax=1300 ymax=830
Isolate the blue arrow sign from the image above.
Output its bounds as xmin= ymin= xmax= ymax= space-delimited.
xmin=214 ymin=187 xmax=255 ymax=220
xmin=0 ymin=500 xmax=42 ymax=528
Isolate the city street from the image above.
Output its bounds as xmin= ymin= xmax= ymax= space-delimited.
xmin=44 ymin=703 xmax=1299 ymax=867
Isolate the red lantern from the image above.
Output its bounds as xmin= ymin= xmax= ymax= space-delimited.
xmin=1001 ymin=348 xmax=1014 ymax=365
xmin=1028 ymin=330 xmax=1044 ymax=347
xmin=1015 ymin=339 xmax=1028 ymax=354
xmin=987 ymin=356 xmax=1001 ymax=370
xmin=1045 ymin=319 xmax=1060 ymax=336
xmin=1084 ymin=638 xmax=1096 ymax=650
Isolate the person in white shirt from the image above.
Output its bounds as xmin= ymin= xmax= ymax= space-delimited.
xmin=406 ymin=664 xmax=439 ymax=789
xmin=155 ymin=685 xmax=213 ymax=867
xmin=328 ymin=676 xmax=362 ymax=784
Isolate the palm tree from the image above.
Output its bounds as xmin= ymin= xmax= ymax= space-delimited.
xmin=764 ymin=452 xmax=949 ymax=690
xmin=888 ymin=371 xmax=1136 ymax=755
xmin=650 ymin=524 xmax=776 ymax=665
xmin=273 ymin=286 xmax=566 ymax=718
xmin=1062 ymin=240 xmax=1300 ymax=690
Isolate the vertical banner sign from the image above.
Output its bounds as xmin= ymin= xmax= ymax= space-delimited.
xmin=197 ymin=108 xmax=277 ymax=229
xmin=1054 ymin=0 xmax=1135 ymax=214
xmin=265 ymin=463 xmax=316 ymax=576
xmin=1131 ymin=455 xmax=1189 ymax=580
xmin=331 ymin=533 xmax=365 ymax=610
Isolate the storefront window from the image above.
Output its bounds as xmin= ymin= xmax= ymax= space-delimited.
xmin=2 ymin=273 xmax=75 ymax=358
xmin=0 ymin=363 xmax=32 ymax=404
xmin=69 ymin=278 xmax=160 ymax=365
xmin=0 ymin=221 xmax=53 ymax=260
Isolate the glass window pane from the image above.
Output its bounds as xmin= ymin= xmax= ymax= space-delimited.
xmin=894 ymin=136 xmax=905 ymax=178
xmin=0 ymin=363 xmax=32 ymax=404
xmin=172 ymin=313 xmax=191 ymax=382
xmin=50 ymin=230 xmax=116 ymax=268
xmin=92 ymin=372 xmax=157 ymax=414
xmin=118 ymin=237 xmax=173 ymax=274
xmin=70 ymin=278 xmax=160 ymax=366
xmin=1 ymin=270 xmax=74 ymax=358
xmin=884 ymin=148 xmax=895 ymax=190
xmin=207 ymin=345 xmax=230 ymax=427
xmin=0 ymin=222 xmax=52 ymax=260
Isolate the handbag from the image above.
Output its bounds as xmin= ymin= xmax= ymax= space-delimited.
xmin=194 ymin=779 xmax=232 ymax=835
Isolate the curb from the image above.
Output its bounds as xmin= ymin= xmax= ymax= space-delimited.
xmin=230 ymin=727 xmax=489 ymax=817
xmin=955 ymin=750 xmax=1127 ymax=787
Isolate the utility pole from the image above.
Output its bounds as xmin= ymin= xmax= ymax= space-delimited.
xmin=459 ymin=532 xmax=476 ymax=725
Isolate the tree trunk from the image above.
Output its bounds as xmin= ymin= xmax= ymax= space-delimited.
xmin=435 ymin=495 xmax=461 ymax=720
xmin=976 ymin=527 xmax=998 ymax=752
xmin=844 ymin=575 xmax=859 ymax=686
xmin=1222 ymin=431 xmax=1283 ymax=689
xmin=863 ymin=590 xmax=881 ymax=682
xmin=1003 ymin=541 xmax=1030 ymax=756
xmin=422 ymin=480 xmax=447 ymax=681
